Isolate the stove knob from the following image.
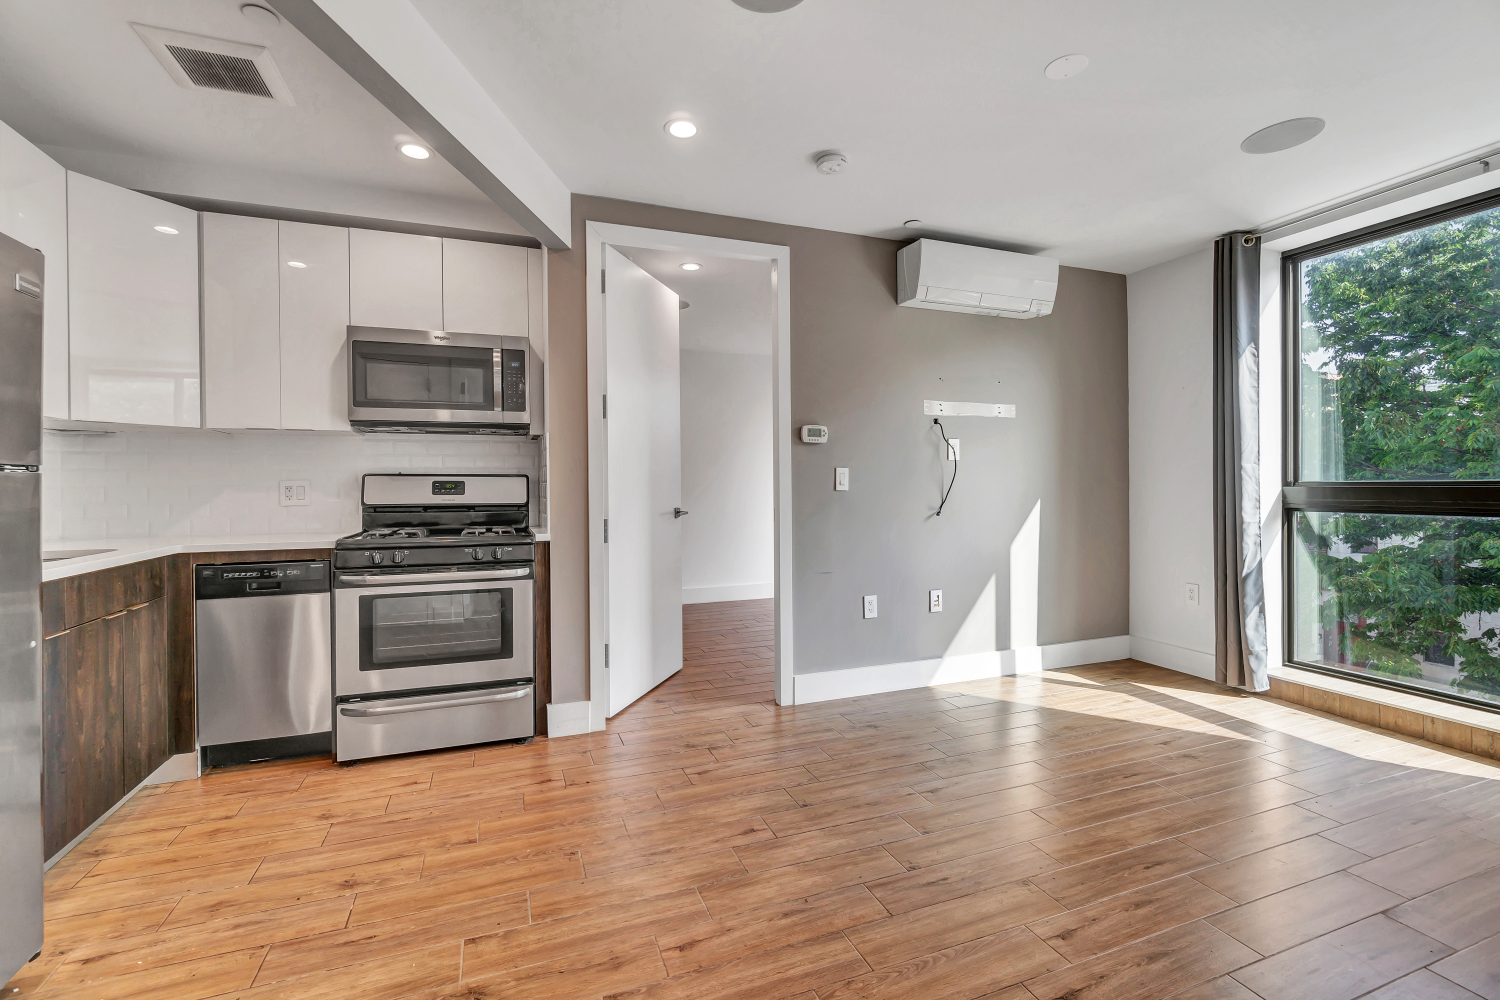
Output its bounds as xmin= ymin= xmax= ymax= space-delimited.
xmin=494 ymin=547 xmax=505 ymax=560
xmin=369 ymin=551 xmax=384 ymax=565
xmin=471 ymin=548 xmax=486 ymax=561
xmin=392 ymin=551 xmax=406 ymax=565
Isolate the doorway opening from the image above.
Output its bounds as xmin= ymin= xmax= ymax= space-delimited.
xmin=584 ymin=223 xmax=792 ymax=726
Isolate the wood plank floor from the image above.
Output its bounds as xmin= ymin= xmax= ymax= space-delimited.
xmin=10 ymin=597 xmax=1500 ymax=1000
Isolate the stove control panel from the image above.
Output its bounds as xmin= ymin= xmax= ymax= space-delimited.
xmin=333 ymin=542 xmax=534 ymax=570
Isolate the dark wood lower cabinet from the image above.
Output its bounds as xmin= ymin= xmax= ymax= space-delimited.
xmin=119 ymin=599 xmax=171 ymax=792
xmin=41 ymin=595 xmax=170 ymax=860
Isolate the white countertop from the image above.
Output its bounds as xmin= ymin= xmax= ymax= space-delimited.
xmin=42 ymin=531 xmax=551 ymax=581
xmin=41 ymin=535 xmax=343 ymax=582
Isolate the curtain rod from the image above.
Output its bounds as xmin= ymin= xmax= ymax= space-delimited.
xmin=1255 ymin=145 xmax=1500 ymax=244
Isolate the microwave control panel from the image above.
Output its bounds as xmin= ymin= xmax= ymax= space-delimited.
xmin=500 ymin=349 xmax=527 ymax=412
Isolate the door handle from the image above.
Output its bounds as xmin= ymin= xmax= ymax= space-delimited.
xmin=338 ymin=686 xmax=531 ymax=718
xmin=673 ymin=507 xmax=689 ymax=518
xmin=337 ymin=568 xmax=530 ymax=586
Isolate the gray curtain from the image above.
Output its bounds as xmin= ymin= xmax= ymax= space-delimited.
xmin=1213 ymin=232 xmax=1269 ymax=691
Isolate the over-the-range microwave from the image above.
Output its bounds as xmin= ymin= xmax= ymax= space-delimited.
xmin=347 ymin=327 xmax=543 ymax=437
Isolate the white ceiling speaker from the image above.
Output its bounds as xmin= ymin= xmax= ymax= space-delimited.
xmin=131 ymin=23 xmax=295 ymax=105
xmin=1241 ymin=117 xmax=1325 ymax=154
xmin=815 ymin=151 xmax=848 ymax=175
xmin=904 ymin=219 xmax=923 ymax=229
xmin=731 ymin=0 xmax=806 ymax=11
xmin=1044 ymin=54 xmax=1089 ymax=80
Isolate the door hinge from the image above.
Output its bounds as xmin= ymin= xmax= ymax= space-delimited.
xmin=602 ymin=394 xmax=607 ymax=419
xmin=601 ymin=269 xmax=606 ymax=294
xmin=604 ymin=643 xmax=609 ymax=668
xmin=603 ymin=518 xmax=608 ymax=543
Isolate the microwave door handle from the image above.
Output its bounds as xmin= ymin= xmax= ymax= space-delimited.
xmin=337 ymin=568 xmax=531 ymax=585
xmin=339 ymin=687 xmax=530 ymax=718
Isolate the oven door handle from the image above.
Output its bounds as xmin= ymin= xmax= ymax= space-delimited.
xmin=337 ymin=568 xmax=531 ymax=586
xmin=339 ymin=686 xmax=531 ymax=718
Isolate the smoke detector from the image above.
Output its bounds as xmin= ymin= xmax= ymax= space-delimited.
xmin=131 ymin=23 xmax=295 ymax=105
xmin=815 ymin=151 xmax=848 ymax=175
xmin=732 ymin=0 xmax=806 ymax=10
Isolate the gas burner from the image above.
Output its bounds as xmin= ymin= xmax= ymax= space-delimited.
xmin=364 ymin=527 xmax=428 ymax=539
xmin=460 ymin=526 xmax=519 ymax=538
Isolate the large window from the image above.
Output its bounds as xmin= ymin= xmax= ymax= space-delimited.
xmin=1286 ymin=193 xmax=1500 ymax=710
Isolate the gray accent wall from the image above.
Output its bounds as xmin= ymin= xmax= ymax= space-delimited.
xmin=547 ymin=195 xmax=1128 ymax=701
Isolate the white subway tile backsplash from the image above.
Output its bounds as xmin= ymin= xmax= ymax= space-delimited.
xmin=43 ymin=427 xmax=541 ymax=542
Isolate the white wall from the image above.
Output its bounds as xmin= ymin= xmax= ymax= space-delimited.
xmin=1126 ymin=248 xmax=1218 ymax=679
xmin=679 ymin=349 xmax=773 ymax=603
xmin=42 ymin=428 xmax=540 ymax=542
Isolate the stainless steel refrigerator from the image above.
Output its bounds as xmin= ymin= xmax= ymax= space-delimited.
xmin=0 ymin=229 xmax=45 ymax=980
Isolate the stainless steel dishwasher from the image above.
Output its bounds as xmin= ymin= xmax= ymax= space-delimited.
xmin=196 ymin=561 xmax=333 ymax=767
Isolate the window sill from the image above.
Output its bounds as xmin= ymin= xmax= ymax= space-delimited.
xmin=1268 ymin=664 xmax=1500 ymax=761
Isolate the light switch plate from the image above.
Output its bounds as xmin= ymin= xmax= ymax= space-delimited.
xmin=279 ymin=480 xmax=310 ymax=507
xmin=863 ymin=595 xmax=878 ymax=619
xmin=1185 ymin=583 xmax=1200 ymax=607
xmin=929 ymin=589 xmax=943 ymax=612
xmin=835 ymin=467 xmax=850 ymax=491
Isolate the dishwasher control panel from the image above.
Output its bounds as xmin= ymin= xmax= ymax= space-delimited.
xmin=196 ymin=560 xmax=331 ymax=599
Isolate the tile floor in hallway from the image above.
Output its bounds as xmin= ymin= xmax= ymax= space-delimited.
xmin=8 ymin=597 xmax=1500 ymax=1000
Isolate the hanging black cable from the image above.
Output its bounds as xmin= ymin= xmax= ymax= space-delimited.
xmin=934 ymin=417 xmax=957 ymax=516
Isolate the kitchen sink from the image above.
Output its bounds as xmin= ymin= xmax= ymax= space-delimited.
xmin=42 ymin=548 xmax=116 ymax=562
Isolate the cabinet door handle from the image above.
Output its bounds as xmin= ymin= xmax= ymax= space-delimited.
xmin=103 ymin=610 xmax=129 ymax=620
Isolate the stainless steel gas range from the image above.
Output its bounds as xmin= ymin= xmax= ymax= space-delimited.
xmin=332 ymin=474 xmax=535 ymax=762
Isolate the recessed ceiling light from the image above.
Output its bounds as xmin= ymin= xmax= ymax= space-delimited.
xmin=904 ymin=220 xmax=923 ymax=229
xmin=731 ymin=0 xmax=805 ymax=10
xmin=399 ymin=143 xmax=431 ymax=159
xmin=240 ymin=3 xmax=280 ymax=28
xmin=1241 ymin=117 xmax=1325 ymax=154
xmin=286 ymin=261 xmax=307 ymax=268
xmin=154 ymin=226 xmax=178 ymax=234
xmin=680 ymin=262 xmax=701 ymax=271
xmin=665 ymin=119 xmax=698 ymax=139
xmin=1044 ymin=54 xmax=1089 ymax=80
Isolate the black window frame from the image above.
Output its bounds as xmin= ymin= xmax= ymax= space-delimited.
xmin=1282 ymin=185 xmax=1500 ymax=712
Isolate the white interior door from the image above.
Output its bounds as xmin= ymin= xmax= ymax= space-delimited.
xmin=604 ymin=246 xmax=684 ymax=715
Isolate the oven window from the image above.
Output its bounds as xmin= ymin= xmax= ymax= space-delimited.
xmin=359 ymin=588 xmax=513 ymax=670
xmin=351 ymin=341 xmax=495 ymax=410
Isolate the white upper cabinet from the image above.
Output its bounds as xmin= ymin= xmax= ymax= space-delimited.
xmin=279 ymin=221 xmax=350 ymax=431
xmin=0 ymin=122 xmax=69 ymax=420
xmin=67 ymin=172 xmax=199 ymax=427
xmin=202 ymin=214 xmax=280 ymax=430
xmin=442 ymin=239 xmax=529 ymax=337
xmin=349 ymin=229 xmax=442 ymax=331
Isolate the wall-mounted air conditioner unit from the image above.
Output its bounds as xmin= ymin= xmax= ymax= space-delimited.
xmin=897 ymin=239 xmax=1059 ymax=319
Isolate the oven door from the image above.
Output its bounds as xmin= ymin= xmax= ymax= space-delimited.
xmin=334 ymin=568 xmax=534 ymax=696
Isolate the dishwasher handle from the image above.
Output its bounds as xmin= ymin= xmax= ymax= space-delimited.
xmin=338 ymin=686 xmax=531 ymax=718
xmin=337 ymin=567 xmax=531 ymax=586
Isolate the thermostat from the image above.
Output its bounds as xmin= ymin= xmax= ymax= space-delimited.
xmin=801 ymin=424 xmax=829 ymax=444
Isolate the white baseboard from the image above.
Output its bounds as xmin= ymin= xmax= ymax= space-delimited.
xmin=791 ymin=635 xmax=1132 ymax=705
xmin=44 ymin=752 xmax=201 ymax=870
xmin=144 ymin=752 xmax=200 ymax=785
xmin=683 ymin=582 xmax=774 ymax=604
xmin=1129 ymin=635 xmax=1216 ymax=680
xmin=546 ymin=700 xmax=592 ymax=738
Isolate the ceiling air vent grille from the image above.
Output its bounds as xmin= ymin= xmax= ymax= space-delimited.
xmin=164 ymin=45 xmax=274 ymax=98
xmin=131 ymin=23 xmax=295 ymax=106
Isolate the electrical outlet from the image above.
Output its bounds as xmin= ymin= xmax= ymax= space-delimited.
xmin=929 ymin=589 xmax=943 ymax=613
xmin=863 ymin=595 xmax=878 ymax=619
xmin=279 ymin=480 xmax=310 ymax=507
xmin=1185 ymin=583 xmax=1200 ymax=607
xmin=835 ymin=467 xmax=850 ymax=491
xmin=947 ymin=439 xmax=960 ymax=461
